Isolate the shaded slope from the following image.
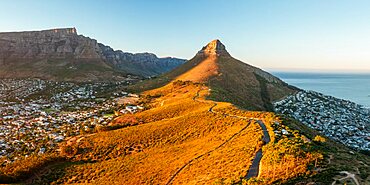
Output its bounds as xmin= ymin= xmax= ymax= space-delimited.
xmin=207 ymin=55 xmax=297 ymax=110
xmin=0 ymin=57 xmax=126 ymax=82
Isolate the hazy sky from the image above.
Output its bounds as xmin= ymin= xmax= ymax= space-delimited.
xmin=1 ymin=0 xmax=370 ymax=72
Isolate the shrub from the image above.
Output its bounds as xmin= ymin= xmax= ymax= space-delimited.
xmin=313 ymin=135 xmax=326 ymax=143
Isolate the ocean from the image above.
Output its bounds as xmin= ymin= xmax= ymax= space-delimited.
xmin=272 ymin=72 xmax=370 ymax=108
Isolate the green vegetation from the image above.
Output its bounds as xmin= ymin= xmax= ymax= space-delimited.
xmin=257 ymin=119 xmax=323 ymax=184
xmin=276 ymin=116 xmax=370 ymax=184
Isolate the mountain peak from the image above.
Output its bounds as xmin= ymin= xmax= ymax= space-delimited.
xmin=197 ymin=39 xmax=230 ymax=56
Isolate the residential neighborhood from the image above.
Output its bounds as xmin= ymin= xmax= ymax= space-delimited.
xmin=274 ymin=90 xmax=370 ymax=151
xmin=0 ymin=78 xmax=142 ymax=165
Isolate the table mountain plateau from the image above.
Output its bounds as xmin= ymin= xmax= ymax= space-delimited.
xmin=0 ymin=28 xmax=185 ymax=81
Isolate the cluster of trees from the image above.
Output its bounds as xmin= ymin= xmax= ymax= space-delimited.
xmin=257 ymin=120 xmax=323 ymax=184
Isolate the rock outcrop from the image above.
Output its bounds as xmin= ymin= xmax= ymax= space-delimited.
xmin=197 ymin=39 xmax=230 ymax=56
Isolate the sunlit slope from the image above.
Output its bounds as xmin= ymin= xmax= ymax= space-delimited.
xmin=130 ymin=40 xmax=297 ymax=110
xmin=49 ymin=82 xmax=314 ymax=184
xmin=3 ymin=80 xmax=367 ymax=184
xmin=17 ymin=83 xmax=265 ymax=184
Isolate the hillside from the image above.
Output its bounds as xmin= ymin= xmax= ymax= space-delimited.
xmin=1 ymin=81 xmax=368 ymax=184
xmin=0 ymin=82 xmax=323 ymax=184
xmin=131 ymin=40 xmax=297 ymax=111
xmin=0 ymin=28 xmax=185 ymax=81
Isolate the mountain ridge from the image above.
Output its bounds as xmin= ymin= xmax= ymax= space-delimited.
xmin=0 ymin=28 xmax=186 ymax=81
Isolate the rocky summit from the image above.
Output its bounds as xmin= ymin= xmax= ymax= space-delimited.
xmin=197 ymin=39 xmax=230 ymax=56
xmin=0 ymin=28 xmax=185 ymax=81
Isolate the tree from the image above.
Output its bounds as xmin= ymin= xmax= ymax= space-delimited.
xmin=313 ymin=135 xmax=326 ymax=143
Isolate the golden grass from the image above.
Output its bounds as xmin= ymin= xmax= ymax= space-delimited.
xmin=0 ymin=82 xmax=321 ymax=184
xmin=57 ymin=83 xmax=258 ymax=184
xmin=176 ymin=55 xmax=218 ymax=83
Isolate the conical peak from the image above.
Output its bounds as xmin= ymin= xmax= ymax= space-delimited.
xmin=204 ymin=39 xmax=225 ymax=51
xmin=197 ymin=39 xmax=230 ymax=56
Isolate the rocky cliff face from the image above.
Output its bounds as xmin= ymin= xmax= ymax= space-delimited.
xmin=0 ymin=28 xmax=101 ymax=60
xmin=0 ymin=28 xmax=185 ymax=81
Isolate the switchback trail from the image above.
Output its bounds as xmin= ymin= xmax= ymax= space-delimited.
xmin=166 ymin=87 xmax=271 ymax=184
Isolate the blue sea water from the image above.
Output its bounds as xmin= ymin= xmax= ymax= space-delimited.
xmin=272 ymin=72 xmax=370 ymax=108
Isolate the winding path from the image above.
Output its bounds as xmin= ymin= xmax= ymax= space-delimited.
xmin=245 ymin=120 xmax=270 ymax=179
xmin=166 ymin=88 xmax=271 ymax=184
xmin=331 ymin=171 xmax=360 ymax=185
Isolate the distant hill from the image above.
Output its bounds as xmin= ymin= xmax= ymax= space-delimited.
xmin=99 ymin=44 xmax=185 ymax=77
xmin=132 ymin=39 xmax=298 ymax=110
xmin=0 ymin=28 xmax=185 ymax=81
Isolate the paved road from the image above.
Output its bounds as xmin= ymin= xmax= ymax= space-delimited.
xmin=245 ymin=120 xmax=271 ymax=179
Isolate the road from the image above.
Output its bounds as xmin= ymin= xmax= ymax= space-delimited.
xmin=245 ymin=120 xmax=271 ymax=179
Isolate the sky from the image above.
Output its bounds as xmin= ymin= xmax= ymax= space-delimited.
xmin=1 ymin=0 xmax=370 ymax=72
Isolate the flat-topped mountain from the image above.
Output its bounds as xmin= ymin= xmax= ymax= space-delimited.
xmin=0 ymin=28 xmax=185 ymax=81
xmin=133 ymin=39 xmax=298 ymax=110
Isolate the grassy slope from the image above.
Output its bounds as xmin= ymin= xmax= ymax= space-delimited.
xmin=0 ymin=58 xmax=127 ymax=82
xmin=209 ymin=56 xmax=298 ymax=111
xmin=129 ymin=55 xmax=297 ymax=111
xmin=0 ymin=82 xmax=322 ymax=184
xmin=127 ymin=55 xmax=209 ymax=92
